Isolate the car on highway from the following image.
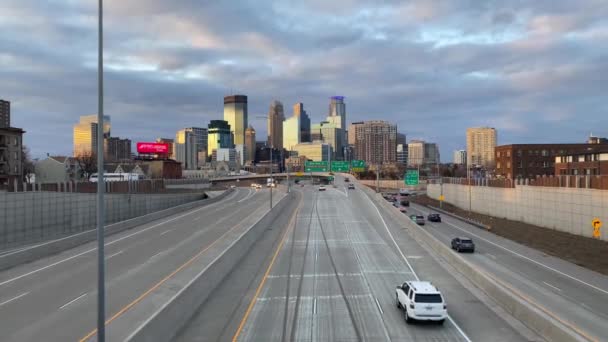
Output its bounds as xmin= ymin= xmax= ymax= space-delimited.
xmin=348 ymin=183 xmax=355 ymax=190
xmin=451 ymin=237 xmax=475 ymax=253
xmin=393 ymin=202 xmax=400 ymax=208
xmin=400 ymin=199 xmax=410 ymax=207
xmin=344 ymin=178 xmax=350 ymax=182
xmin=230 ymin=185 xmax=236 ymax=189
xmin=318 ymin=185 xmax=326 ymax=191
xmin=427 ymin=213 xmax=441 ymax=222
xmin=396 ymin=281 xmax=447 ymax=324
xmin=410 ymin=215 xmax=425 ymax=225
xmin=399 ymin=207 xmax=407 ymax=213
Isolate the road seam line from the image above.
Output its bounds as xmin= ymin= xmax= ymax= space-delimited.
xmin=105 ymin=251 xmax=123 ymax=260
xmin=543 ymin=281 xmax=562 ymax=292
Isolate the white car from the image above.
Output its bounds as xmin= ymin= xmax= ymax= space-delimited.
xmin=230 ymin=185 xmax=236 ymax=189
xmin=318 ymin=185 xmax=326 ymax=191
xmin=396 ymin=281 xmax=447 ymax=324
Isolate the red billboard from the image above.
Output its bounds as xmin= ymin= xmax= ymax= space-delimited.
xmin=137 ymin=142 xmax=169 ymax=154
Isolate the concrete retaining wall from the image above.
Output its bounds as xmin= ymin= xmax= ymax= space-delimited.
xmin=0 ymin=191 xmax=210 ymax=249
xmin=125 ymin=191 xmax=296 ymax=342
xmin=358 ymin=179 xmax=426 ymax=190
xmin=428 ymin=184 xmax=608 ymax=241
xmin=366 ymin=185 xmax=587 ymax=342
xmin=0 ymin=190 xmax=234 ymax=271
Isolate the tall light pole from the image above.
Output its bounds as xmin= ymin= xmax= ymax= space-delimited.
xmin=96 ymin=1 xmax=106 ymax=341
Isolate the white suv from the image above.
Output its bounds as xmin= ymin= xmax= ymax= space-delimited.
xmin=395 ymin=281 xmax=447 ymax=324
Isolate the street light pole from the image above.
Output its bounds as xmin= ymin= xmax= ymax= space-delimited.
xmin=96 ymin=1 xmax=106 ymax=341
xmin=270 ymin=146 xmax=273 ymax=209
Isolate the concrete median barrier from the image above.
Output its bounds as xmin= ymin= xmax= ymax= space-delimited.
xmin=361 ymin=184 xmax=589 ymax=342
xmin=0 ymin=189 xmax=234 ymax=272
xmin=124 ymin=191 xmax=296 ymax=342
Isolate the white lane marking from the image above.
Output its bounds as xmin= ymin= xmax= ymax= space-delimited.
xmin=416 ymin=205 xmax=608 ymax=296
xmin=0 ymin=292 xmax=29 ymax=307
xmin=313 ymin=298 xmax=317 ymax=315
xmin=364 ymin=193 xmax=473 ymax=342
xmin=105 ymin=250 xmax=123 ymax=260
xmin=150 ymin=251 xmax=164 ymax=259
xmin=543 ymin=281 xmax=562 ymax=292
xmin=59 ymin=293 xmax=87 ymax=309
xmin=487 ymin=253 xmax=497 ymax=260
xmin=0 ymin=191 xmax=239 ymax=288
xmin=237 ymin=189 xmax=254 ymax=203
xmin=193 ymin=216 xmax=202 ymax=221
xmin=315 ymin=251 xmax=318 ymax=262
xmin=406 ymin=255 xmax=422 ymax=259
xmin=374 ymin=296 xmax=384 ymax=315
xmin=160 ymin=229 xmax=175 ymax=236
xmin=344 ymin=187 xmax=349 ymax=198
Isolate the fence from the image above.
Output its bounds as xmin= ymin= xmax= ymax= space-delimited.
xmin=431 ymin=175 xmax=608 ymax=190
xmin=0 ymin=190 xmax=208 ymax=250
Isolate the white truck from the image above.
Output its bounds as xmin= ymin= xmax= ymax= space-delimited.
xmin=395 ymin=281 xmax=447 ymax=324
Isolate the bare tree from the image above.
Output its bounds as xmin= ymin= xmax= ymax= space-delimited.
xmin=21 ymin=145 xmax=35 ymax=183
xmin=75 ymin=152 xmax=98 ymax=180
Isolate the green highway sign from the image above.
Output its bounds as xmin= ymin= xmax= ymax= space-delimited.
xmin=351 ymin=160 xmax=366 ymax=172
xmin=305 ymin=161 xmax=329 ymax=172
xmin=331 ymin=161 xmax=350 ymax=172
xmin=405 ymin=169 xmax=419 ymax=186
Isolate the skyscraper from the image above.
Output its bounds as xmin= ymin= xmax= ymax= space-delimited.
xmin=353 ymin=120 xmax=397 ymax=164
xmin=73 ymin=114 xmax=111 ymax=157
xmin=283 ymin=115 xmax=301 ymax=151
xmin=293 ymin=102 xmax=311 ymax=143
xmin=328 ymin=96 xmax=346 ymax=130
xmin=453 ymin=150 xmax=467 ymax=165
xmin=467 ymin=127 xmax=497 ymax=168
xmin=207 ymin=120 xmax=232 ymax=157
xmin=174 ymin=129 xmax=198 ymax=170
xmin=397 ymin=133 xmax=407 ymax=146
xmin=104 ymin=137 xmax=131 ymax=161
xmin=245 ymin=125 xmax=256 ymax=163
xmin=185 ymin=127 xmax=208 ymax=154
xmin=408 ymin=140 xmax=440 ymax=166
xmin=267 ymin=100 xmax=284 ymax=149
xmin=397 ymin=144 xmax=408 ymax=166
xmin=311 ymin=121 xmax=343 ymax=160
xmin=0 ymin=99 xmax=10 ymax=128
xmin=348 ymin=122 xmax=364 ymax=145
xmin=223 ymin=95 xmax=247 ymax=146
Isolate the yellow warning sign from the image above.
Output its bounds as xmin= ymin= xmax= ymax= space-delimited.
xmin=439 ymin=195 xmax=445 ymax=201
xmin=592 ymin=218 xmax=602 ymax=239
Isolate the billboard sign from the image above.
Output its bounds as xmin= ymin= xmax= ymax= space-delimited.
xmin=137 ymin=142 xmax=169 ymax=154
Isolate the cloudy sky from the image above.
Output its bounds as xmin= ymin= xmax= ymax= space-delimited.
xmin=1 ymin=0 xmax=607 ymax=160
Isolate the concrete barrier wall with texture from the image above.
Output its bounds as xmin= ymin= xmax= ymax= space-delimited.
xmin=358 ymin=179 xmax=426 ymax=190
xmin=0 ymin=191 xmax=207 ymax=249
xmin=428 ymin=184 xmax=608 ymax=241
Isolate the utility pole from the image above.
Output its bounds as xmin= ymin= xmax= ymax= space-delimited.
xmin=270 ymin=147 xmax=273 ymax=209
xmin=96 ymin=1 xmax=106 ymax=341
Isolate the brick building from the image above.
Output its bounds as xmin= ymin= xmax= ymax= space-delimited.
xmin=555 ymin=152 xmax=608 ymax=175
xmin=495 ymin=144 xmax=608 ymax=179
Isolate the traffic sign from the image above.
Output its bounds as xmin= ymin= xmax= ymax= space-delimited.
xmin=351 ymin=160 xmax=366 ymax=172
xmin=305 ymin=161 xmax=329 ymax=172
xmin=331 ymin=161 xmax=350 ymax=172
xmin=439 ymin=195 xmax=445 ymax=201
xmin=405 ymin=169 xmax=419 ymax=186
xmin=592 ymin=218 xmax=602 ymax=239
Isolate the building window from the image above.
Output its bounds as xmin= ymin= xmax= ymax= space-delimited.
xmin=497 ymin=151 xmax=500 ymax=158
xmin=528 ymin=150 xmax=533 ymax=156
xmin=529 ymin=161 xmax=534 ymax=167
xmin=541 ymin=150 xmax=548 ymax=156
xmin=507 ymin=162 xmax=511 ymax=168
xmin=497 ymin=162 xmax=501 ymax=169
xmin=517 ymin=150 xmax=522 ymax=157
xmin=13 ymin=137 xmax=18 ymax=146
xmin=518 ymin=161 xmax=523 ymax=168
xmin=13 ymin=151 xmax=18 ymax=160
xmin=14 ymin=165 xmax=18 ymax=173
xmin=507 ymin=151 xmax=511 ymax=157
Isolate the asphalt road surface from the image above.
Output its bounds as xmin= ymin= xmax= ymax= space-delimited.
xmin=0 ymin=188 xmax=276 ymax=342
xmin=410 ymin=202 xmax=608 ymax=342
xmin=177 ymin=176 xmax=534 ymax=342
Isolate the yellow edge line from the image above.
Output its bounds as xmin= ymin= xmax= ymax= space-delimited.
xmin=232 ymin=199 xmax=301 ymax=342
xmin=79 ymin=206 xmax=266 ymax=342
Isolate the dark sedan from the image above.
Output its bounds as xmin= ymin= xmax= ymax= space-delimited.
xmin=451 ymin=237 xmax=475 ymax=253
xmin=427 ymin=213 xmax=441 ymax=222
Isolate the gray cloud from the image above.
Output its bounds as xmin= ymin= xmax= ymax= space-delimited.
xmin=0 ymin=0 xmax=607 ymax=160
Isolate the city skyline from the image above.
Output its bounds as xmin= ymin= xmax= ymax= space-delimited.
xmin=2 ymin=1 xmax=607 ymax=160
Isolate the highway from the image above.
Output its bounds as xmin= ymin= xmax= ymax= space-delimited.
xmin=177 ymin=175 xmax=535 ymax=341
xmin=0 ymin=187 xmax=280 ymax=342
xmin=409 ymin=203 xmax=608 ymax=342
